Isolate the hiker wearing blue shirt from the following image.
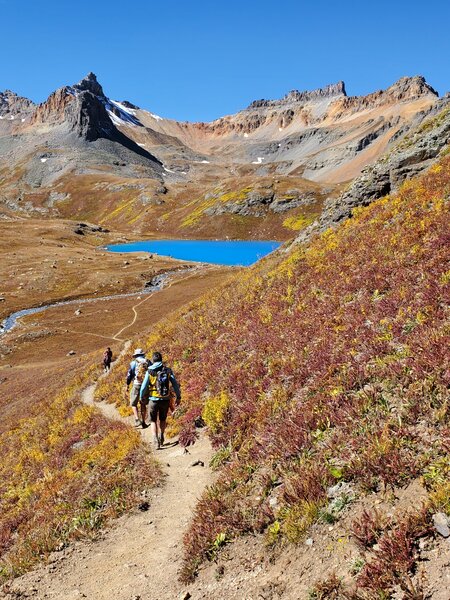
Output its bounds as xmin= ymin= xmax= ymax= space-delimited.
xmin=126 ymin=348 xmax=149 ymax=428
xmin=140 ymin=351 xmax=181 ymax=448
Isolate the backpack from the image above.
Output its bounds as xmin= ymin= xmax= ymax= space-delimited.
xmin=151 ymin=365 xmax=171 ymax=398
xmin=134 ymin=358 xmax=149 ymax=385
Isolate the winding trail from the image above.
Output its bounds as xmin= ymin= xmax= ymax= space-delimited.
xmin=5 ymin=346 xmax=215 ymax=600
xmin=112 ymin=264 xmax=218 ymax=341
xmin=112 ymin=294 xmax=155 ymax=341
xmin=0 ymin=266 xmax=196 ymax=338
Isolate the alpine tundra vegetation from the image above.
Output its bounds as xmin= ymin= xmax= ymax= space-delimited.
xmin=95 ymin=154 xmax=450 ymax=597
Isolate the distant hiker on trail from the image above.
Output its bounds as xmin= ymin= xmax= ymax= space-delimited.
xmin=126 ymin=348 xmax=149 ymax=428
xmin=103 ymin=347 xmax=113 ymax=372
xmin=140 ymin=351 xmax=181 ymax=449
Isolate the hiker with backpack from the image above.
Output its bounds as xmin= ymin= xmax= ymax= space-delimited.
xmin=103 ymin=347 xmax=113 ymax=372
xmin=140 ymin=351 xmax=181 ymax=448
xmin=126 ymin=348 xmax=149 ymax=428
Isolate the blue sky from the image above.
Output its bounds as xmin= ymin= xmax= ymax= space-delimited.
xmin=1 ymin=0 xmax=449 ymax=121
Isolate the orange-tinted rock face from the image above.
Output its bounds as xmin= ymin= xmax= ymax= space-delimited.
xmin=30 ymin=87 xmax=75 ymax=125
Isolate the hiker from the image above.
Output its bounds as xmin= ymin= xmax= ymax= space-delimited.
xmin=126 ymin=348 xmax=149 ymax=428
xmin=140 ymin=351 xmax=181 ymax=448
xmin=103 ymin=347 xmax=113 ymax=372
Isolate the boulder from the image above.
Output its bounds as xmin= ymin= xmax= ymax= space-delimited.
xmin=433 ymin=512 xmax=450 ymax=537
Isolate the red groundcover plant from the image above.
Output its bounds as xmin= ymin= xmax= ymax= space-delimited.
xmin=99 ymin=156 xmax=449 ymax=593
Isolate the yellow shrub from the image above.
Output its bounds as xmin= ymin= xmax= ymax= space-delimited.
xmin=202 ymin=391 xmax=230 ymax=434
xmin=282 ymin=500 xmax=321 ymax=543
xmin=72 ymin=405 xmax=96 ymax=425
xmin=283 ymin=214 xmax=313 ymax=231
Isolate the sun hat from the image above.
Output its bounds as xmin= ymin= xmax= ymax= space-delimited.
xmin=133 ymin=348 xmax=146 ymax=357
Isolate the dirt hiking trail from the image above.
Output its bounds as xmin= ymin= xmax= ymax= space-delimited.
xmin=4 ymin=351 xmax=215 ymax=600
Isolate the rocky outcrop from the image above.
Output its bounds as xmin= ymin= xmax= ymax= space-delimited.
xmin=204 ymin=187 xmax=316 ymax=217
xmin=248 ymin=81 xmax=347 ymax=109
xmin=192 ymin=82 xmax=346 ymax=137
xmin=295 ymin=99 xmax=450 ymax=243
xmin=73 ymin=71 xmax=105 ymax=97
xmin=0 ymin=90 xmax=35 ymax=117
xmin=30 ymin=74 xmax=113 ymax=140
xmin=120 ymin=100 xmax=140 ymax=110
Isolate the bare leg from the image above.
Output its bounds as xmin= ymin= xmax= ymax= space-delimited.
xmin=159 ymin=420 xmax=166 ymax=445
xmin=141 ymin=403 xmax=147 ymax=426
xmin=150 ymin=421 xmax=159 ymax=437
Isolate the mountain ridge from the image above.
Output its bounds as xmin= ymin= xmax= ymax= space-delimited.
xmin=1 ymin=74 xmax=440 ymax=124
xmin=0 ymin=72 xmax=446 ymax=238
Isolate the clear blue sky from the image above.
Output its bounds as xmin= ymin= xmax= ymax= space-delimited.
xmin=1 ymin=0 xmax=449 ymax=121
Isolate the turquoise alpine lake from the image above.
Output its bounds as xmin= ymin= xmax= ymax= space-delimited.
xmin=106 ymin=240 xmax=281 ymax=266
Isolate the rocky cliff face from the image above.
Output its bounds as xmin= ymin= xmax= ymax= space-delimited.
xmin=248 ymin=81 xmax=347 ymax=109
xmin=190 ymin=82 xmax=346 ymax=137
xmin=188 ymin=76 xmax=436 ymax=139
xmin=294 ymin=97 xmax=450 ymax=244
xmin=30 ymin=73 xmax=124 ymax=141
xmin=329 ymin=76 xmax=438 ymax=118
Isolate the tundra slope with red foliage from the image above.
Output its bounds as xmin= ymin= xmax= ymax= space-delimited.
xmin=99 ymin=155 xmax=449 ymax=596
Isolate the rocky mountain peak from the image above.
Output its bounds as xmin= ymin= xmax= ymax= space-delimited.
xmin=385 ymin=75 xmax=438 ymax=101
xmin=30 ymin=73 xmax=111 ymax=140
xmin=73 ymin=72 xmax=105 ymax=97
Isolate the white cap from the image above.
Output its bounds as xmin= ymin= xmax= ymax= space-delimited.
xmin=132 ymin=348 xmax=145 ymax=357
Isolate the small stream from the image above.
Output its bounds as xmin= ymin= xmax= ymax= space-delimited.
xmin=0 ymin=272 xmax=173 ymax=337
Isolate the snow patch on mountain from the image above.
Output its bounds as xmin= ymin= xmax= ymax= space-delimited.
xmin=111 ymin=100 xmax=137 ymax=116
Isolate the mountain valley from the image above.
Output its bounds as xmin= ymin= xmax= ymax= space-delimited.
xmin=0 ymin=70 xmax=449 ymax=600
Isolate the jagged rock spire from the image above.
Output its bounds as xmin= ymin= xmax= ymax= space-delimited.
xmin=73 ymin=72 xmax=105 ymax=97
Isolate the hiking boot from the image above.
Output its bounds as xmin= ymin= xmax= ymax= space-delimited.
xmin=141 ymin=421 xmax=148 ymax=429
xmin=134 ymin=418 xmax=141 ymax=427
xmin=152 ymin=436 xmax=160 ymax=449
xmin=159 ymin=433 xmax=165 ymax=446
